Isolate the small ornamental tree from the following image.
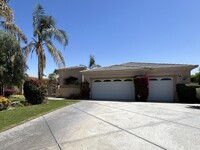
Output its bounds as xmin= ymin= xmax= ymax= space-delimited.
xmin=134 ymin=76 xmax=149 ymax=102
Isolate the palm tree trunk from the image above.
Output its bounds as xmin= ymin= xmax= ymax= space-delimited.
xmin=38 ymin=54 xmax=43 ymax=80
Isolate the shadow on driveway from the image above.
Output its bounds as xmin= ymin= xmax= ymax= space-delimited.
xmin=186 ymin=105 xmax=200 ymax=110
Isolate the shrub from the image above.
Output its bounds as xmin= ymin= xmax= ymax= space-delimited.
xmin=10 ymin=95 xmax=25 ymax=102
xmin=176 ymin=84 xmax=200 ymax=103
xmin=68 ymin=94 xmax=81 ymax=99
xmin=4 ymin=89 xmax=14 ymax=97
xmin=196 ymin=88 xmax=200 ymax=101
xmin=23 ymin=80 xmax=46 ymax=105
xmin=134 ymin=76 xmax=149 ymax=102
xmin=80 ymin=81 xmax=90 ymax=99
xmin=13 ymin=87 xmax=22 ymax=95
xmin=0 ymin=96 xmax=11 ymax=111
xmin=191 ymin=72 xmax=200 ymax=84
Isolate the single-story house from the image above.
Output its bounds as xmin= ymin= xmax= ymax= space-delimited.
xmin=57 ymin=62 xmax=198 ymax=102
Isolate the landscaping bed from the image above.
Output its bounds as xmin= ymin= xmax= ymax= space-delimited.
xmin=0 ymin=99 xmax=78 ymax=132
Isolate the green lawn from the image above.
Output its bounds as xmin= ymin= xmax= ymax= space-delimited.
xmin=0 ymin=100 xmax=78 ymax=132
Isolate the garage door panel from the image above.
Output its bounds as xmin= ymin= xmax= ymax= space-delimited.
xmin=148 ymin=78 xmax=173 ymax=102
xmin=92 ymin=79 xmax=134 ymax=100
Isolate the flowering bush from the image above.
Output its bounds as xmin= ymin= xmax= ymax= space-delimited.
xmin=80 ymin=81 xmax=90 ymax=99
xmin=134 ymin=76 xmax=149 ymax=102
xmin=0 ymin=96 xmax=11 ymax=111
xmin=23 ymin=79 xmax=46 ymax=104
xmin=4 ymin=89 xmax=14 ymax=97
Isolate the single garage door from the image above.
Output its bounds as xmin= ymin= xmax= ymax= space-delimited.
xmin=148 ymin=77 xmax=174 ymax=102
xmin=92 ymin=79 xmax=135 ymax=100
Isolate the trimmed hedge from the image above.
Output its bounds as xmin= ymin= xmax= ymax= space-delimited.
xmin=134 ymin=76 xmax=149 ymax=102
xmin=23 ymin=80 xmax=46 ymax=105
xmin=176 ymin=84 xmax=200 ymax=103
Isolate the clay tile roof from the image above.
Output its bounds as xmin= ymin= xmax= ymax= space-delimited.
xmin=81 ymin=62 xmax=198 ymax=72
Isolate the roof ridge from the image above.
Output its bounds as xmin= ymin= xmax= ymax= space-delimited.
xmin=121 ymin=62 xmax=194 ymax=66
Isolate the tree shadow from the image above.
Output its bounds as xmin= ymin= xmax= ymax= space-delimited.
xmin=186 ymin=105 xmax=200 ymax=110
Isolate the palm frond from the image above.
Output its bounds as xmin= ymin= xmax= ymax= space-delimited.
xmin=22 ymin=41 xmax=37 ymax=63
xmin=33 ymin=3 xmax=45 ymax=34
xmin=45 ymin=15 xmax=55 ymax=27
xmin=0 ymin=0 xmax=13 ymax=21
xmin=43 ymin=28 xmax=68 ymax=47
xmin=34 ymin=15 xmax=55 ymax=35
xmin=45 ymin=40 xmax=65 ymax=68
xmin=1 ymin=21 xmax=27 ymax=43
xmin=3 ymin=0 xmax=12 ymax=4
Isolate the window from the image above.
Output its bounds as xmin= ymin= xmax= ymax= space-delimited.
xmin=104 ymin=80 xmax=111 ymax=82
xmin=149 ymin=78 xmax=158 ymax=81
xmin=94 ymin=80 xmax=101 ymax=82
xmin=161 ymin=78 xmax=172 ymax=81
xmin=124 ymin=79 xmax=133 ymax=81
xmin=113 ymin=79 xmax=121 ymax=82
xmin=64 ymin=76 xmax=78 ymax=85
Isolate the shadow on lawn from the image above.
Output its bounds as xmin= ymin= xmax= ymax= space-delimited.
xmin=186 ymin=105 xmax=200 ymax=110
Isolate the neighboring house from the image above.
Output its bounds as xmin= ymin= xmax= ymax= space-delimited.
xmin=57 ymin=62 xmax=198 ymax=102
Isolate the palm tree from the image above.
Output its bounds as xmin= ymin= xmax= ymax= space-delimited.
xmin=89 ymin=55 xmax=95 ymax=69
xmin=24 ymin=3 xmax=68 ymax=80
xmin=88 ymin=55 xmax=101 ymax=69
xmin=0 ymin=0 xmax=27 ymax=43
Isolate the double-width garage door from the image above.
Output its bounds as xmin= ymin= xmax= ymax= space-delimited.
xmin=92 ymin=79 xmax=135 ymax=100
xmin=92 ymin=77 xmax=174 ymax=102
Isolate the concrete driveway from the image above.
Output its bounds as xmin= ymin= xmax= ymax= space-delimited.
xmin=1 ymin=101 xmax=200 ymax=150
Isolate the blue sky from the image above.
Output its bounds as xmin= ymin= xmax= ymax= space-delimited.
xmin=10 ymin=0 xmax=200 ymax=76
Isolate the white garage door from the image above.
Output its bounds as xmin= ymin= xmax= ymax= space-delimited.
xmin=92 ymin=79 xmax=135 ymax=100
xmin=148 ymin=77 xmax=174 ymax=102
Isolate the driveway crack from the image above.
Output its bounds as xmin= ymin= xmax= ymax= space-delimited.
xmin=42 ymin=116 xmax=62 ymax=150
xmin=72 ymin=106 xmax=167 ymax=150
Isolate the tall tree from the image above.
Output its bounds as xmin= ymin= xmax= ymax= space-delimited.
xmin=0 ymin=31 xmax=26 ymax=94
xmin=24 ymin=3 xmax=68 ymax=80
xmin=89 ymin=55 xmax=95 ymax=69
xmin=48 ymin=69 xmax=58 ymax=82
xmin=0 ymin=0 xmax=27 ymax=43
xmin=88 ymin=55 xmax=101 ymax=69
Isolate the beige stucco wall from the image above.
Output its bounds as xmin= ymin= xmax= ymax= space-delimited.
xmin=56 ymin=67 xmax=85 ymax=98
xmin=82 ymin=68 xmax=192 ymax=83
xmin=56 ymin=85 xmax=80 ymax=98
xmin=81 ymin=67 xmax=194 ymax=101
xmin=59 ymin=67 xmax=86 ymax=86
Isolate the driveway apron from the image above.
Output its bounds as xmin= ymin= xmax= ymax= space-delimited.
xmin=0 ymin=101 xmax=200 ymax=150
